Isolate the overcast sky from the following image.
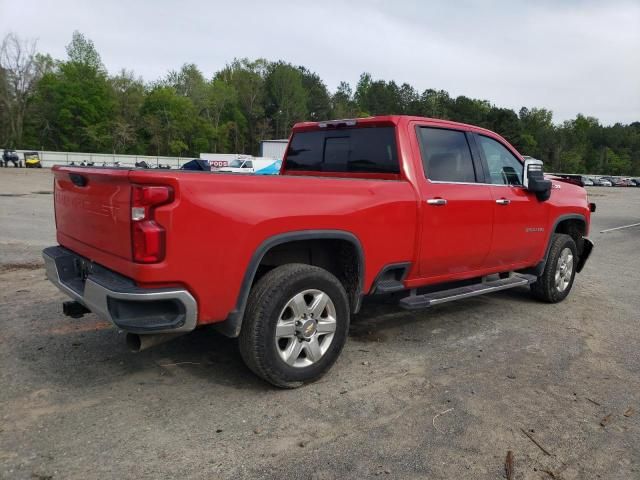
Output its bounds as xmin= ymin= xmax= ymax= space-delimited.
xmin=1 ymin=0 xmax=638 ymax=125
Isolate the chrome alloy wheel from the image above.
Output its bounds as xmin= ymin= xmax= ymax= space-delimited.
xmin=555 ymin=247 xmax=574 ymax=292
xmin=275 ymin=289 xmax=337 ymax=368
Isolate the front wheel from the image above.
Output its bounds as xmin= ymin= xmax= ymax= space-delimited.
xmin=239 ymin=264 xmax=350 ymax=388
xmin=530 ymin=233 xmax=577 ymax=303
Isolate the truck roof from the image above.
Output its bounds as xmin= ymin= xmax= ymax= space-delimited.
xmin=292 ymin=115 xmax=499 ymax=137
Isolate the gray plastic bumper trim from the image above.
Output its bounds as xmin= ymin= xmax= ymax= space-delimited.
xmin=43 ymin=246 xmax=197 ymax=334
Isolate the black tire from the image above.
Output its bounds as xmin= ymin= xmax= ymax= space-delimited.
xmin=530 ymin=234 xmax=577 ymax=303
xmin=238 ymin=263 xmax=350 ymax=388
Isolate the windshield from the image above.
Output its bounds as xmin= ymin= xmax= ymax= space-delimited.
xmin=228 ymin=159 xmax=244 ymax=167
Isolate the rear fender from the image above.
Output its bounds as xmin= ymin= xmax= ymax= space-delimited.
xmin=215 ymin=230 xmax=364 ymax=338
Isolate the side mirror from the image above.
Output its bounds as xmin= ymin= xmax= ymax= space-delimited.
xmin=523 ymin=158 xmax=552 ymax=201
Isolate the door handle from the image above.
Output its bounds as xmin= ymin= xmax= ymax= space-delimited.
xmin=496 ymin=198 xmax=511 ymax=205
xmin=427 ymin=198 xmax=447 ymax=206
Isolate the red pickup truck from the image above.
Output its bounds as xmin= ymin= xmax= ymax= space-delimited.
xmin=44 ymin=115 xmax=594 ymax=387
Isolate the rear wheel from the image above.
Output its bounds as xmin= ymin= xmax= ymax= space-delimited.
xmin=530 ymin=234 xmax=577 ymax=303
xmin=239 ymin=264 xmax=350 ymax=388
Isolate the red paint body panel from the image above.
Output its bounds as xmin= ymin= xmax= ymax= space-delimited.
xmin=487 ymin=185 xmax=550 ymax=266
xmin=54 ymin=168 xmax=132 ymax=260
xmin=51 ymin=115 xmax=591 ymax=327
xmin=53 ymin=167 xmax=418 ymax=324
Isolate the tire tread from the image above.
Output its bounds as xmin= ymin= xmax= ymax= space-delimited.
xmin=530 ymin=233 xmax=577 ymax=303
xmin=239 ymin=263 xmax=349 ymax=388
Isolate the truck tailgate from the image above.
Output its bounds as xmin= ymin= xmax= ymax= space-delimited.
xmin=53 ymin=167 xmax=132 ymax=260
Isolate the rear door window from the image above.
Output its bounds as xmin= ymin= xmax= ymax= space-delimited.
xmin=417 ymin=127 xmax=477 ymax=183
xmin=285 ymin=127 xmax=399 ymax=173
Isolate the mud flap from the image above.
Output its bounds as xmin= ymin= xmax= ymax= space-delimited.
xmin=576 ymin=238 xmax=594 ymax=273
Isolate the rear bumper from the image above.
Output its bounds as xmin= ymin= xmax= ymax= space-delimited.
xmin=43 ymin=246 xmax=197 ymax=334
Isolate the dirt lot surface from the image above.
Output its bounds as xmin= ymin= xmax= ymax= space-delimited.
xmin=0 ymin=168 xmax=638 ymax=479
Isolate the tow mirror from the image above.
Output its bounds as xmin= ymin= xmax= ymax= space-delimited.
xmin=523 ymin=157 xmax=552 ymax=201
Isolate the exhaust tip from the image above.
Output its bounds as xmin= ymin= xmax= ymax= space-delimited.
xmin=125 ymin=332 xmax=184 ymax=352
xmin=126 ymin=333 xmax=142 ymax=352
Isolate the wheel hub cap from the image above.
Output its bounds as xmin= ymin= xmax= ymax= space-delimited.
xmin=274 ymin=289 xmax=337 ymax=368
xmin=297 ymin=319 xmax=317 ymax=339
xmin=555 ymin=247 xmax=574 ymax=292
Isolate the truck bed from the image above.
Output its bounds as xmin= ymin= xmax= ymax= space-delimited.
xmin=52 ymin=165 xmax=419 ymax=325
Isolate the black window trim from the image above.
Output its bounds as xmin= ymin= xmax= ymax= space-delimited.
xmin=466 ymin=132 xmax=488 ymax=184
xmin=471 ymin=132 xmax=525 ymax=188
xmin=414 ymin=125 xmax=484 ymax=186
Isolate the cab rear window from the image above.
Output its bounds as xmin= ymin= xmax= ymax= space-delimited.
xmin=285 ymin=127 xmax=399 ymax=174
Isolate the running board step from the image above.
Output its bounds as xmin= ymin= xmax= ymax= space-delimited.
xmin=374 ymin=279 xmax=406 ymax=294
xmin=399 ymin=274 xmax=536 ymax=310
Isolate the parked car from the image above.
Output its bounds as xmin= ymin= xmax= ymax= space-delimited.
xmin=599 ymin=178 xmax=612 ymax=187
xmin=630 ymin=178 xmax=640 ymax=187
xmin=219 ymin=158 xmax=254 ymax=173
xmin=43 ymin=115 xmax=595 ymax=387
xmin=609 ymin=177 xmax=627 ymax=187
xmin=547 ymin=173 xmax=583 ymax=186
xmin=599 ymin=177 xmax=616 ymax=186
xmin=582 ymin=176 xmax=594 ymax=186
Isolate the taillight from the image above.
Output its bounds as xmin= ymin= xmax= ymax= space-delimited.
xmin=131 ymin=185 xmax=173 ymax=263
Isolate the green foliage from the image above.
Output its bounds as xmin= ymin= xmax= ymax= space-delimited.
xmin=298 ymin=67 xmax=331 ymax=121
xmin=559 ymin=148 xmax=584 ymax=173
xmin=216 ymin=58 xmax=268 ymax=153
xmin=28 ymin=61 xmax=115 ymax=151
xmin=66 ymin=31 xmax=104 ymax=72
xmin=485 ymin=107 xmax=522 ymax=149
xmin=605 ymin=148 xmax=632 ymax=175
xmin=450 ymin=96 xmax=491 ymax=126
xmin=331 ymin=82 xmax=357 ymax=119
xmin=420 ymin=89 xmax=451 ymax=119
xmin=110 ymin=69 xmax=145 ymax=153
xmin=265 ymin=62 xmax=308 ymax=138
xmin=140 ymin=86 xmax=196 ymax=156
xmin=355 ymin=73 xmax=405 ymax=116
xmin=4 ymin=31 xmax=639 ymax=174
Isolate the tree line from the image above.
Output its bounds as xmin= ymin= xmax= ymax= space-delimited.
xmin=1 ymin=31 xmax=639 ymax=175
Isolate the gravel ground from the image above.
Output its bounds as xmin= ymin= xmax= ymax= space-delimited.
xmin=0 ymin=168 xmax=638 ymax=480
